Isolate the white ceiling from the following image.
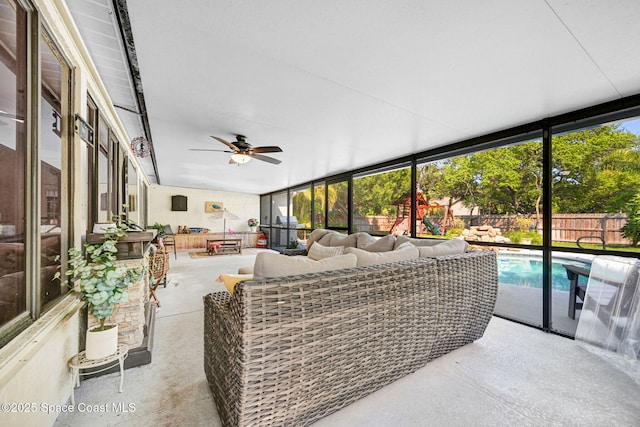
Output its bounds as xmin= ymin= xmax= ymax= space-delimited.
xmin=67 ymin=0 xmax=640 ymax=194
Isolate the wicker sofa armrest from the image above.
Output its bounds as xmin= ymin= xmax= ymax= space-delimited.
xmin=204 ymin=291 xmax=244 ymax=424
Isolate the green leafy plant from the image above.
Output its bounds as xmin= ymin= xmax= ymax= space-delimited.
xmin=151 ymin=222 xmax=166 ymax=234
xmin=287 ymin=239 xmax=299 ymax=249
xmin=247 ymin=218 xmax=259 ymax=227
xmin=504 ymin=231 xmax=542 ymax=245
xmin=621 ymin=192 xmax=640 ymax=246
xmin=60 ymin=224 xmax=143 ymax=331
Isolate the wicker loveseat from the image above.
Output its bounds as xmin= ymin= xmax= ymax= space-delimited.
xmin=204 ymin=250 xmax=498 ymax=427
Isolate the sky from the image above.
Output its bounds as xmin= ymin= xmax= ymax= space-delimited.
xmin=621 ymin=117 xmax=640 ymax=135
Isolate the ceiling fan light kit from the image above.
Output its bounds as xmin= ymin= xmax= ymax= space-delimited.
xmin=230 ymin=153 xmax=251 ymax=164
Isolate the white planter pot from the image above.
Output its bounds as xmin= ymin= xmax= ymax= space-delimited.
xmin=250 ymin=226 xmax=257 ymax=233
xmin=85 ymin=324 xmax=118 ymax=360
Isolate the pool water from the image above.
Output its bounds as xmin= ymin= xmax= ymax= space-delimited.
xmin=497 ymin=255 xmax=590 ymax=292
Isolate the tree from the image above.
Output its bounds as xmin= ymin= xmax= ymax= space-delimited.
xmin=621 ymin=192 xmax=640 ymax=246
xmin=552 ymin=125 xmax=640 ymax=213
xmin=353 ymin=168 xmax=411 ymax=217
xmin=417 ymin=125 xmax=640 ymax=217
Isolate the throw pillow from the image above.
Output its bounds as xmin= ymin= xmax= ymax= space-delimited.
xmin=217 ymin=274 xmax=253 ymax=295
xmin=360 ymin=234 xmax=396 ymax=252
xmin=317 ymin=232 xmax=359 ymax=248
xmin=307 ymin=242 xmax=344 ymax=260
xmin=253 ymin=252 xmax=358 ymax=280
xmin=344 ymin=246 xmax=419 ymax=267
xmin=356 ymin=232 xmax=375 ymax=248
xmin=416 ymin=239 xmax=469 ymax=257
xmin=306 ymin=229 xmax=335 ymax=250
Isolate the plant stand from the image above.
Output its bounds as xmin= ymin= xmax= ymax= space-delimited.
xmin=68 ymin=344 xmax=129 ymax=405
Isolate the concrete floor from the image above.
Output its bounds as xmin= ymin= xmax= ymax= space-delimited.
xmin=55 ymin=250 xmax=640 ymax=427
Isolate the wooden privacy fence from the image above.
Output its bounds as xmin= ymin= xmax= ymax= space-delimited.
xmin=355 ymin=213 xmax=631 ymax=245
xmin=459 ymin=213 xmax=630 ymax=245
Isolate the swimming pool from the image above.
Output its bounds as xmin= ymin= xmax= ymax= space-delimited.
xmin=497 ymin=252 xmax=591 ymax=292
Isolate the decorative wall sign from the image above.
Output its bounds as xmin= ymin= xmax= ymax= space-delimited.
xmin=205 ymin=201 xmax=224 ymax=214
xmin=130 ymin=136 xmax=152 ymax=158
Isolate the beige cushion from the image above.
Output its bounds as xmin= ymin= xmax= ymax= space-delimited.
xmin=355 ymin=232 xmax=375 ymax=248
xmin=253 ymin=252 xmax=358 ymax=280
xmin=394 ymin=241 xmax=415 ymax=251
xmin=307 ymin=242 xmax=344 ymax=260
xmin=344 ymin=246 xmax=419 ymax=267
xmin=306 ymin=229 xmax=335 ymax=250
xmin=394 ymin=235 xmax=444 ymax=249
xmin=237 ymin=264 xmax=254 ymax=275
xmin=360 ymin=234 xmax=396 ymax=252
xmin=317 ymin=231 xmax=359 ymax=248
xmin=416 ymin=239 xmax=469 ymax=257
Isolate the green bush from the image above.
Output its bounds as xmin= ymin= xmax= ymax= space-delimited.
xmin=621 ymin=193 xmax=640 ymax=246
xmin=504 ymin=231 xmax=542 ymax=245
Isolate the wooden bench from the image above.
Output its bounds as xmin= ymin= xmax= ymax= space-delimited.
xmin=206 ymin=238 xmax=242 ymax=255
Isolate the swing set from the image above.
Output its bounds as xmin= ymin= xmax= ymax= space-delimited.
xmin=389 ymin=192 xmax=455 ymax=236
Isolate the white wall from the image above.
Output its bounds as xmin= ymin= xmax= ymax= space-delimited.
xmin=148 ymin=185 xmax=260 ymax=234
xmin=0 ymin=298 xmax=82 ymax=427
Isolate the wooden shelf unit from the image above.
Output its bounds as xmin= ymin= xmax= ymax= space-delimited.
xmin=174 ymin=232 xmax=260 ymax=251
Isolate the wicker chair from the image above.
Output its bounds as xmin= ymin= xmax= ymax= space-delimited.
xmin=204 ymin=250 xmax=498 ymax=427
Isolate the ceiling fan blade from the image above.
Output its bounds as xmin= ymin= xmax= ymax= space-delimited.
xmin=210 ymin=135 xmax=239 ymax=151
xmin=251 ymin=146 xmax=283 ymax=153
xmin=251 ymin=153 xmax=282 ymax=164
xmin=188 ymin=149 xmax=233 ymax=153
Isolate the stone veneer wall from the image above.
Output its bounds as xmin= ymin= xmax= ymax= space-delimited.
xmin=87 ymin=257 xmax=148 ymax=348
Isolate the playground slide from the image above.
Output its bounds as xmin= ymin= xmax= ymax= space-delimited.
xmin=422 ymin=215 xmax=440 ymax=236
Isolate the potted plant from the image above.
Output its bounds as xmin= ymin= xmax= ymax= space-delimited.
xmin=61 ymin=223 xmax=143 ymax=359
xmin=247 ymin=218 xmax=259 ymax=233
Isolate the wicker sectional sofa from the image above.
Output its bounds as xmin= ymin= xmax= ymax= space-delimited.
xmin=204 ymin=250 xmax=498 ymax=427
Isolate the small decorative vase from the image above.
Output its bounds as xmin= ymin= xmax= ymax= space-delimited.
xmin=85 ymin=324 xmax=118 ymax=360
xmin=250 ymin=226 xmax=257 ymax=233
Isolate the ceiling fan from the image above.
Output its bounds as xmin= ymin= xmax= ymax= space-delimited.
xmin=189 ymin=135 xmax=283 ymax=165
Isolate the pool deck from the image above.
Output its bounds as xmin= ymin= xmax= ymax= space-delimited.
xmin=495 ymin=284 xmax=580 ymax=335
xmin=495 ymin=248 xmax=595 ymax=335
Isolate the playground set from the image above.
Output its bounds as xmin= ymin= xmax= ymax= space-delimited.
xmin=389 ymin=192 xmax=455 ymax=236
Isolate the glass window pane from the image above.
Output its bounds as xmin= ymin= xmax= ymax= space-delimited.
xmin=127 ymin=159 xmax=139 ymax=224
xmin=271 ymin=191 xmax=288 ymax=250
xmin=313 ymin=182 xmax=325 ymax=229
xmin=353 ymin=166 xmax=410 ymax=236
xmin=97 ymin=116 xmax=109 ymax=223
xmin=552 ymin=118 xmax=640 ymax=252
xmin=260 ymin=195 xmax=271 ymax=227
xmin=291 ymin=186 xmax=311 ymax=245
xmin=551 ymin=116 xmax=640 ymax=336
xmin=418 ymin=137 xmax=543 ymax=327
xmin=0 ymin=0 xmax=27 ymax=327
xmin=40 ymin=30 xmax=66 ymax=308
xmin=327 ymin=181 xmax=348 ymax=229
xmin=417 ymin=138 xmax=543 ymax=244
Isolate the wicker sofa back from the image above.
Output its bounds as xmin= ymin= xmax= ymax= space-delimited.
xmin=204 ymin=250 xmax=498 ymax=427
